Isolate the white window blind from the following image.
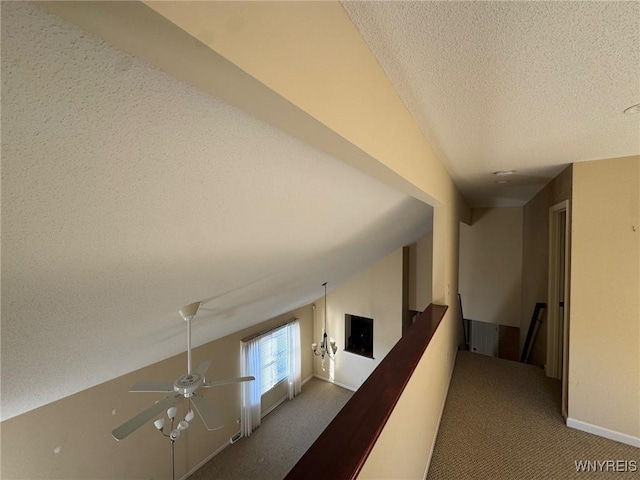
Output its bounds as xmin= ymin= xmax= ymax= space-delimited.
xmin=259 ymin=325 xmax=289 ymax=394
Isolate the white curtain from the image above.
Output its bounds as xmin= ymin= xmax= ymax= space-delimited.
xmin=240 ymin=338 xmax=262 ymax=437
xmin=287 ymin=320 xmax=302 ymax=400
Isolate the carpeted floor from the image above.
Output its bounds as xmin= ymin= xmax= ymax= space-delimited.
xmin=427 ymin=351 xmax=639 ymax=479
xmin=189 ymin=377 xmax=352 ymax=480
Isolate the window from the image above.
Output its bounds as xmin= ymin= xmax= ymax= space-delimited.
xmin=259 ymin=325 xmax=289 ymax=394
xmin=241 ymin=320 xmax=301 ymax=436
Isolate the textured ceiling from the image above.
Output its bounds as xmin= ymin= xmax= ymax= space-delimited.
xmin=343 ymin=1 xmax=640 ymax=207
xmin=0 ymin=2 xmax=432 ymax=420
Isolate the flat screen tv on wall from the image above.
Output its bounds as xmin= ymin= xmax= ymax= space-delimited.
xmin=345 ymin=314 xmax=374 ymax=359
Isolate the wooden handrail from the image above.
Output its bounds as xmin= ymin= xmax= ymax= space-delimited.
xmin=285 ymin=303 xmax=448 ymax=480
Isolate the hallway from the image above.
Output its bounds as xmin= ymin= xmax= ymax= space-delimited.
xmin=428 ymin=351 xmax=638 ymax=479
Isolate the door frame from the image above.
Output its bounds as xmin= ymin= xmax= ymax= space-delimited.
xmin=546 ymin=200 xmax=571 ymax=419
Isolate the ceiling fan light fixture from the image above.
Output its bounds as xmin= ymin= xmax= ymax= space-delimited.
xmin=111 ymin=304 xmax=256 ymax=443
xmin=623 ymin=103 xmax=640 ymax=115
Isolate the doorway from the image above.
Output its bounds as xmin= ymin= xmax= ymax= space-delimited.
xmin=547 ymin=200 xmax=571 ymax=419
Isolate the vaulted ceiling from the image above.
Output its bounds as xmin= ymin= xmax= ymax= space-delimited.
xmin=2 ymin=0 xmax=638 ymax=422
xmin=1 ymin=2 xmax=432 ymax=420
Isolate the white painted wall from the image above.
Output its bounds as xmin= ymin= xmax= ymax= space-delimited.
xmin=314 ymin=249 xmax=403 ymax=390
xmin=459 ymin=207 xmax=523 ymax=327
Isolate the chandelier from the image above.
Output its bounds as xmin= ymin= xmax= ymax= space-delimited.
xmin=312 ymin=282 xmax=337 ymax=368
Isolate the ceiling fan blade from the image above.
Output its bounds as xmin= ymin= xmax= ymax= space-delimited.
xmin=195 ymin=360 xmax=212 ymax=377
xmin=129 ymin=381 xmax=174 ymax=393
xmin=191 ymin=395 xmax=224 ymax=431
xmin=112 ymin=393 xmax=180 ymax=441
xmin=202 ymin=376 xmax=255 ymax=388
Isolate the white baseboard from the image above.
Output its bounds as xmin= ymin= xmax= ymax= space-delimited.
xmin=567 ymin=418 xmax=640 ymax=448
xmin=262 ymin=394 xmax=287 ymax=419
xmin=422 ymin=348 xmax=458 ymax=479
xmin=302 ymin=374 xmax=314 ymax=386
xmin=179 ymin=430 xmax=239 ymax=480
xmin=313 ymin=374 xmax=357 ymax=392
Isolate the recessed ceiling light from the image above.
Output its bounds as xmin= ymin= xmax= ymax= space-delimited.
xmin=493 ymin=170 xmax=516 ymax=177
xmin=624 ymin=103 xmax=640 ymax=115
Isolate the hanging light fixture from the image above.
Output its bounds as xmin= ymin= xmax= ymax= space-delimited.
xmin=154 ymin=406 xmax=195 ymax=480
xmin=312 ymin=282 xmax=337 ymax=368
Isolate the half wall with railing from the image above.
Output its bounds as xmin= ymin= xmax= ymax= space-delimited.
xmin=285 ymin=303 xmax=452 ymax=479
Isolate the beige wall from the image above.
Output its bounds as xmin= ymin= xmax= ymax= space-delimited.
xmin=521 ymin=166 xmax=572 ymax=365
xmin=314 ymin=249 xmax=403 ymax=390
xmin=408 ymin=231 xmax=434 ymax=312
xmin=358 ymin=313 xmax=457 ymax=480
xmin=360 ymin=197 xmax=465 ymax=478
xmin=0 ymin=306 xmax=314 ymax=479
xmin=459 ymin=207 xmax=523 ymax=327
xmin=141 ymin=1 xmax=448 ymax=206
xmin=569 ymin=156 xmax=639 ymax=441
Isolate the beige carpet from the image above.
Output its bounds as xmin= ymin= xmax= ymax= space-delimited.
xmin=189 ymin=377 xmax=352 ymax=480
xmin=428 ymin=351 xmax=639 ymax=479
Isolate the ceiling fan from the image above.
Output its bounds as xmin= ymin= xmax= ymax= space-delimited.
xmin=111 ymin=301 xmax=255 ymax=441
